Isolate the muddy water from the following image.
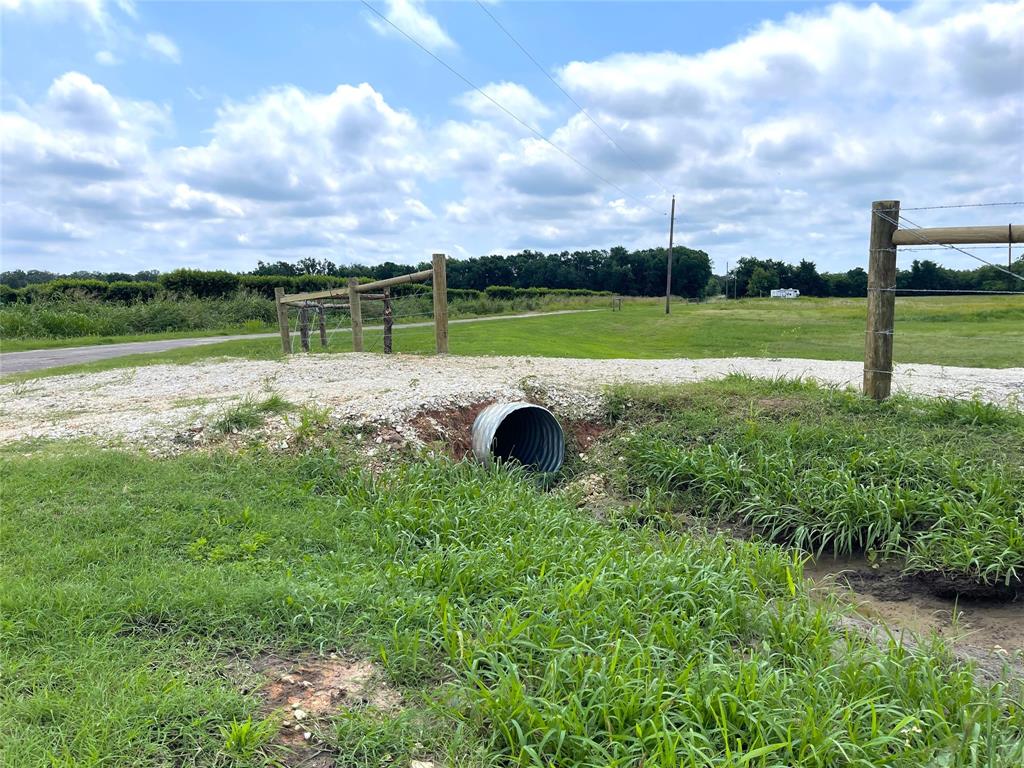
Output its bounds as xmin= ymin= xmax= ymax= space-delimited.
xmin=804 ymin=554 xmax=1024 ymax=680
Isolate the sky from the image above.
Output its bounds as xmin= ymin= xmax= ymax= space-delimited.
xmin=1 ymin=0 xmax=1022 ymax=276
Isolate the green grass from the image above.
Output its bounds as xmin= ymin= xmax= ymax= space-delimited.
xmin=603 ymin=377 xmax=1024 ymax=589
xmin=2 ymin=382 xmax=1024 ymax=766
xmin=1 ymin=294 xmax=606 ymax=350
xmin=211 ymin=394 xmax=293 ymax=433
xmin=0 ymin=324 xmax=276 ymax=353
xmin=6 ymin=296 xmax=1022 ymax=382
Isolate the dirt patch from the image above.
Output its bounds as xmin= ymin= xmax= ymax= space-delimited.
xmin=805 ymin=555 xmax=1024 ymax=682
xmin=252 ymin=651 xmax=401 ymax=766
xmin=566 ymin=418 xmax=608 ymax=453
xmin=410 ymin=400 xmax=494 ymax=459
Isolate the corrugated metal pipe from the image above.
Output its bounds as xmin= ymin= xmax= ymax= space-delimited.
xmin=472 ymin=402 xmax=565 ymax=473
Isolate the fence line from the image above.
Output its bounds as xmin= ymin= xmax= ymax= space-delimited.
xmin=863 ymin=200 xmax=1023 ymax=401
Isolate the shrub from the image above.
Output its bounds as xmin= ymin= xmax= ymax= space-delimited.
xmin=484 ymin=285 xmax=516 ymax=301
xmin=159 ymin=269 xmax=240 ymax=298
xmin=31 ymin=279 xmax=109 ymax=301
xmin=104 ymin=281 xmax=160 ymax=303
xmin=0 ymin=285 xmax=21 ymax=305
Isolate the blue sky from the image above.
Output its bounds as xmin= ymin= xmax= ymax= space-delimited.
xmin=2 ymin=0 xmax=1022 ymax=275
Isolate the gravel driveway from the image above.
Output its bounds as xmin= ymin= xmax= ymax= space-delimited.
xmin=2 ymin=354 xmax=1020 ymax=450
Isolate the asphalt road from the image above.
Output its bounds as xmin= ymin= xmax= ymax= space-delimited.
xmin=0 ymin=310 xmax=596 ymax=374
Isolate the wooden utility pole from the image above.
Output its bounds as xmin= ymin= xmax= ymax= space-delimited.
xmin=274 ymin=287 xmax=291 ymax=354
xmin=348 ymin=277 xmax=363 ymax=352
xmin=317 ymin=301 xmax=327 ymax=348
xmin=665 ymin=194 xmax=675 ymax=314
xmin=382 ymin=289 xmax=393 ymax=354
xmin=432 ymin=252 xmax=448 ymax=353
xmin=298 ymin=305 xmax=311 ymax=353
xmin=864 ymin=200 xmax=900 ymax=401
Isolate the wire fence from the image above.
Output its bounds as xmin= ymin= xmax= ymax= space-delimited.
xmin=864 ymin=203 xmax=1024 ymax=401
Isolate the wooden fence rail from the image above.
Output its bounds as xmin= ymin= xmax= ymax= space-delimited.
xmin=275 ymin=256 xmax=448 ymax=355
xmin=863 ymin=201 xmax=1021 ymax=401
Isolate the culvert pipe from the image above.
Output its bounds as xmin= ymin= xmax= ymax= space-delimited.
xmin=472 ymin=402 xmax=565 ymax=474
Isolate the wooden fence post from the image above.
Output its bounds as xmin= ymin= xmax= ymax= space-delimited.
xmin=317 ymin=301 xmax=327 ymax=348
xmin=348 ymin=277 xmax=363 ymax=352
xmin=432 ymin=252 xmax=448 ymax=353
xmin=274 ymin=287 xmax=291 ymax=354
xmin=383 ymin=289 xmax=393 ymax=354
xmin=864 ymin=200 xmax=900 ymax=401
xmin=298 ymin=305 xmax=311 ymax=353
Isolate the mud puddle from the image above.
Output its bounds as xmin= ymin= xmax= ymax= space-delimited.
xmin=805 ymin=554 xmax=1024 ymax=681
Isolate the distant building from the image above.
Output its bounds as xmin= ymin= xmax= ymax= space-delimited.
xmin=770 ymin=288 xmax=800 ymax=299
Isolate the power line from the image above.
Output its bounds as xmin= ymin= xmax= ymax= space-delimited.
xmin=899 ymin=245 xmax=1020 ymax=252
xmin=880 ymin=288 xmax=1023 ymax=295
xmin=901 ymin=201 xmax=1024 ymax=211
xmin=360 ymin=0 xmax=663 ymax=216
xmin=473 ymin=0 xmax=671 ymax=196
xmin=872 ymin=208 xmax=1024 ymax=283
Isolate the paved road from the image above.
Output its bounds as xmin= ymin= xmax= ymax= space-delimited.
xmin=0 ymin=309 xmax=597 ymax=374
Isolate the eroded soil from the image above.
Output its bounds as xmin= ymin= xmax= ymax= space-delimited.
xmin=252 ymin=652 xmax=401 ymax=767
xmin=805 ymin=555 xmax=1024 ymax=681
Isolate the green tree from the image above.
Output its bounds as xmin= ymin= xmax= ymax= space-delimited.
xmin=747 ymin=266 xmax=779 ymax=296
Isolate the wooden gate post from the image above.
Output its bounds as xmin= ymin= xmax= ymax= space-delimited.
xmin=864 ymin=200 xmax=900 ymax=400
xmin=317 ymin=301 xmax=328 ymax=348
xmin=298 ymin=305 xmax=311 ymax=353
xmin=274 ymin=287 xmax=291 ymax=354
xmin=348 ymin=277 xmax=363 ymax=352
xmin=382 ymin=289 xmax=393 ymax=354
xmin=432 ymin=252 xmax=448 ymax=353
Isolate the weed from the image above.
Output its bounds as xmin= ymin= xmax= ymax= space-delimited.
xmin=220 ymin=716 xmax=277 ymax=762
xmin=213 ymin=394 xmax=293 ymax=434
xmin=605 ymin=380 xmax=1024 ymax=589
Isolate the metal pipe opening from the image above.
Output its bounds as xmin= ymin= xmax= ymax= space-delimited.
xmin=472 ymin=403 xmax=565 ymax=473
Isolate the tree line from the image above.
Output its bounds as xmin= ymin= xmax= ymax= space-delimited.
xmin=722 ymin=256 xmax=1022 ymax=298
xmin=4 ymin=248 xmax=1020 ymax=301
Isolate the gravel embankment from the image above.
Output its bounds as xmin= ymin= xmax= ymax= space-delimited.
xmin=1 ymin=354 xmax=1021 ymax=450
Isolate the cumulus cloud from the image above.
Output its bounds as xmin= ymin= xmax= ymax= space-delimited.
xmin=145 ymin=32 xmax=181 ymax=63
xmin=367 ymin=0 xmax=455 ymax=52
xmin=2 ymin=1 xmax=1021 ymax=273
xmin=458 ymin=82 xmax=552 ymax=128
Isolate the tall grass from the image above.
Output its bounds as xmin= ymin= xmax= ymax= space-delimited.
xmin=2 ymin=440 xmax=1022 ymax=765
xmin=606 ymin=379 xmax=1024 ymax=588
xmin=0 ymin=291 xmax=607 ymax=342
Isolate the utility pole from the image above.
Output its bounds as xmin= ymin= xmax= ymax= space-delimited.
xmin=725 ymin=261 xmax=729 ymax=300
xmin=665 ymin=194 xmax=675 ymax=314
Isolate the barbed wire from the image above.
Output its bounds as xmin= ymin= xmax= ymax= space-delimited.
xmin=872 ymin=208 xmax=1024 ymax=283
xmin=901 ymin=201 xmax=1024 ymax=211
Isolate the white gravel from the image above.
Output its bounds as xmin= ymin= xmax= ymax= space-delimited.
xmin=1 ymin=354 xmax=1021 ymax=449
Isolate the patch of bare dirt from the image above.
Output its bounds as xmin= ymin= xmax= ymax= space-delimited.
xmin=252 ymin=651 xmax=401 ymax=767
xmin=566 ymin=418 xmax=608 ymax=453
xmin=805 ymin=555 xmax=1024 ymax=682
xmin=410 ymin=400 xmax=494 ymax=459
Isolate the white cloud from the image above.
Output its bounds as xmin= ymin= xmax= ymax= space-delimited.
xmin=145 ymin=32 xmax=180 ymax=63
xmin=1 ymin=0 xmax=115 ymax=27
xmin=94 ymin=49 xmax=118 ymax=65
xmin=2 ymin=1 xmax=1021 ymax=274
xmin=367 ymin=0 xmax=455 ymax=52
xmin=458 ymin=82 xmax=552 ymax=128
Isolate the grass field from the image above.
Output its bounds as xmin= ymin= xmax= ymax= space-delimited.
xmin=3 ymin=378 xmax=1023 ymax=767
xmin=5 ymin=296 xmax=1021 ymax=381
xmin=0 ymin=324 xmax=278 ymax=353
xmin=602 ymin=379 xmax=1024 ymax=593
